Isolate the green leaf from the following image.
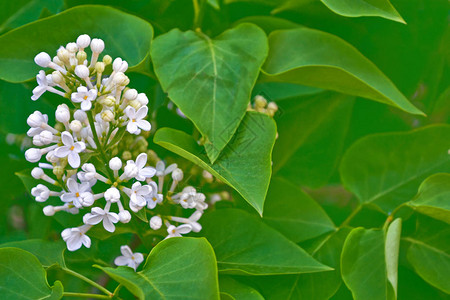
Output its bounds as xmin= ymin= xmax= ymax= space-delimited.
xmin=409 ymin=173 xmax=450 ymax=224
xmin=340 ymin=125 xmax=450 ymax=212
xmin=0 ymin=239 xmax=66 ymax=267
xmin=154 ymin=112 xmax=276 ymax=215
xmin=219 ymin=276 xmax=264 ymax=300
xmin=233 ymin=16 xmax=301 ymax=35
xmin=274 ymin=0 xmax=405 ymax=24
xmin=200 ymin=208 xmax=332 ymax=275
xmin=0 ymin=0 xmax=64 ymax=34
xmin=0 ymin=247 xmax=63 ymax=299
xmin=404 ymin=216 xmax=450 ymax=294
xmin=151 ymin=23 xmax=268 ymax=162
xmin=263 ymin=177 xmax=335 ymax=243
xmin=261 ymin=28 xmax=423 ymax=115
xmin=272 ymin=91 xmax=354 ymax=188
xmin=385 ymin=218 xmax=402 ymax=299
xmin=98 ymin=237 xmax=220 ymax=300
xmin=0 ymin=5 xmax=153 ymax=83
xmin=341 ymin=227 xmax=396 ymax=300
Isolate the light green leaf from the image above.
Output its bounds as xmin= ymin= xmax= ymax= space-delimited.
xmin=340 ymin=125 xmax=450 ymax=212
xmin=0 ymin=5 xmax=153 ymax=83
xmin=272 ymin=91 xmax=354 ymax=188
xmin=151 ymin=23 xmax=268 ymax=162
xmin=200 ymin=208 xmax=332 ymax=275
xmin=219 ymin=276 xmax=264 ymax=300
xmin=261 ymin=28 xmax=423 ymax=115
xmin=341 ymin=227 xmax=395 ymax=300
xmin=0 ymin=239 xmax=66 ymax=267
xmin=409 ymin=173 xmax=450 ymax=224
xmin=98 ymin=237 xmax=220 ymax=300
xmin=0 ymin=247 xmax=63 ymax=299
xmin=274 ymin=0 xmax=405 ymax=23
xmin=0 ymin=0 xmax=64 ymax=34
xmin=154 ymin=112 xmax=276 ymax=215
xmin=263 ymin=177 xmax=335 ymax=243
xmin=385 ymin=218 xmax=402 ymax=299
xmin=404 ymin=216 xmax=450 ymax=294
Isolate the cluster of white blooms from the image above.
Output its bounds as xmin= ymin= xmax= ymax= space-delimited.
xmin=24 ymin=35 xmax=210 ymax=263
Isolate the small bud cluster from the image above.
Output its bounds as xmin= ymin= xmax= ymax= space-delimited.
xmin=24 ymin=34 xmax=211 ymax=263
xmin=247 ymin=95 xmax=278 ymax=117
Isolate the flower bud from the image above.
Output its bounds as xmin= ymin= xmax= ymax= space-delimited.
xmin=172 ymin=168 xmax=184 ymax=182
xmin=122 ymin=151 xmax=132 ymax=160
xmin=53 ymin=166 xmax=64 ymax=177
xmin=113 ymin=58 xmax=128 ymax=72
xmin=56 ymin=104 xmax=70 ymax=123
xmin=102 ymin=55 xmax=112 ymax=65
xmin=53 ymin=56 xmax=63 ymax=66
xmin=128 ymin=100 xmax=141 ymax=110
xmin=113 ymin=72 xmax=128 ymax=86
xmin=109 ymin=157 xmax=122 ymax=170
xmin=136 ymin=93 xmax=149 ymax=105
xmin=33 ymin=135 xmax=44 ymax=146
xmin=75 ymin=65 xmax=89 ymax=79
xmin=103 ymin=96 xmax=116 ymax=107
xmin=95 ymin=62 xmax=105 ymax=73
xmin=119 ymin=210 xmax=131 ymax=223
xmin=124 ymin=162 xmax=139 ymax=178
xmin=76 ymin=34 xmax=91 ymax=49
xmin=202 ymin=170 xmax=213 ymax=183
xmin=104 ymin=187 xmax=121 ymax=203
xmin=149 ymin=215 xmax=162 ymax=230
xmin=26 ymin=149 xmax=42 ymax=163
xmin=46 ymin=150 xmax=59 ymax=163
xmin=31 ymin=167 xmax=44 ymax=179
xmin=69 ymin=120 xmax=83 ymax=132
xmin=43 ymin=205 xmax=56 ymax=216
xmin=76 ymin=50 xmax=87 ymax=63
xmin=90 ymin=38 xmax=105 ymax=53
xmin=39 ymin=130 xmax=54 ymax=144
xmin=74 ymin=110 xmax=87 ymax=122
xmin=57 ymin=47 xmax=70 ymax=63
xmin=101 ymin=110 xmax=114 ymax=122
xmin=254 ymin=95 xmax=267 ymax=108
xmin=66 ymin=42 xmax=78 ymax=53
xmin=51 ymin=71 xmax=64 ymax=85
xmin=27 ymin=111 xmax=47 ymax=128
xmin=34 ymin=52 xmax=51 ymax=67
xmin=124 ymin=88 xmax=137 ymax=100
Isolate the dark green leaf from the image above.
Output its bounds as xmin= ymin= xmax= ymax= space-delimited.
xmin=340 ymin=125 xmax=450 ymax=212
xmin=151 ymin=23 xmax=268 ymax=162
xmin=0 ymin=5 xmax=153 ymax=82
xmin=200 ymin=208 xmax=332 ymax=275
xmin=263 ymin=177 xmax=335 ymax=243
xmin=98 ymin=237 xmax=220 ymax=300
xmin=154 ymin=112 xmax=276 ymax=215
xmin=0 ymin=239 xmax=65 ymax=267
xmin=261 ymin=28 xmax=423 ymax=115
xmin=0 ymin=247 xmax=63 ymax=299
xmin=219 ymin=276 xmax=264 ymax=300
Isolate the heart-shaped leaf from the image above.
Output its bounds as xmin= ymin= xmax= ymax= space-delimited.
xmin=200 ymin=209 xmax=332 ymax=275
xmin=0 ymin=247 xmax=63 ymax=299
xmin=340 ymin=125 xmax=450 ymax=212
xmin=154 ymin=112 xmax=276 ymax=215
xmin=261 ymin=28 xmax=423 ymax=115
xmin=151 ymin=23 xmax=268 ymax=162
xmin=0 ymin=239 xmax=66 ymax=267
xmin=0 ymin=5 xmax=153 ymax=82
xmin=98 ymin=237 xmax=220 ymax=300
xmin=409 ymin=173 xmax=450 ymax=224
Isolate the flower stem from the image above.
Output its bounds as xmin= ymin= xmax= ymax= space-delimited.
xmin=61 ymin=267 xmax=113 ymax=297
xmin=192 ymin=0 xmax=200 ymax=28
xmin=339 ymin=204 xmax=363 ymax=228
xmin=63 ymin=292 xmax=111 ymax=299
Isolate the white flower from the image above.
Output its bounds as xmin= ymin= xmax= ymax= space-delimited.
xmin=83 ymin=207 xmax=119 ymax=232
xmin=71 ymin=86 xmax=97 ymax=111
xmin=76 ymin=34 xmax=91 ymax=49
xmin=129 ymin=182 xmax=151 ymax=207
xmin=149 ymin=215 xmax=162 ymax=230
xmin=61 ymin=178 xmax=93 ymax=208
xmin=123 ymin=153 xmax=156 ymax=181
xmin=114 ymin=245 xmax=143 ymax=271
xmin=145 ymin=182 xmax=163 ymax=209
xmin=90 ymin=38 xmax=105 ymax=53
xmin=104 ymin=187 xmax=120 ymax=202
xmin=109 ymin=157 xmax=122 ymax=170
xmin=55 ymin=104 xmax=70 ymax=123
xmin=166 ymin=224 xmax=192 ymax=238
xmin=177 ymin=186 xmax=197 ymax=209
xmin=113 ymin=58 xmax=128 ymax=72
xmin=31 ymin=71 xmax=50 ymax=101
xmin=54 ymin=131 xmax=86 ymax=168
xmin=155 ymin=161 xmax=177 ymax=177
xmin=62 ymin=226 xmax=91 ymax=251
xmin=27 ymin=111 xmax=48 ymax=137
xmin=31 ymin=184 xmax=50 ymax=202
xmin=172 ymin=168 xmax=184 ymax=182
xmin=125 ymin=106 xmax=151 ymax=134
xmin=118 ymin=210 xmax=131 ymax=223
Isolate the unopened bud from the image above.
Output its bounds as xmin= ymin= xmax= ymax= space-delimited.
xmin=34 ymin=52 xmax=51 ymax=67
xmin=254 ymin=95 xmax=267 ymax=108
xmin=76 ymin=50 xmax=87 ymax=63
xmin=76 ymin=34 xmax=91 ymax=49
xmin=43 ymin=205 xmax=55 ymax=216
xmin=55 ymin=104 xmax=70 ymax=123
xmin=69 ymin=120 xmax=83 ymax=132
xmin=53 ymin=166 xmax=64 ymax=177
xmin=102 ymin=55 xmax=112 ymax=65
xmin=90 ymin=38 xmax=105 ymax=53
xmin=122 ymin=151 xmax=132 ymax=160
xmin=103 ymin=96 xmax=116 ymax=107
xmin=149 ymin=215 xmax=162 ymax=230
xmin=51 ymin=71 xmax=64 ymax=85
xmin=95 ymin=62 xmax=105 ymax=73
xmin=66 ymin=42 xmax=78 ymax=53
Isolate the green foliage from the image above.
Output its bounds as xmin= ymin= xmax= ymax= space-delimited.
xmin=98 ymin=237 xmax=220 ymax=300
xmin=0 ymin=239 xmax=66 ymax=267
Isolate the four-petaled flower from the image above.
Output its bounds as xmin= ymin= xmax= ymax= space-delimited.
xmin=31 ymin=71 xmax=51 ymax=101
xmin=61 ymin=178 xmax=93 ymax=208
xmin=125 ymin=106 xmax=151 ymax=134
xmin=62 ymin=226 xmax=91 ymax=251
xmin=166 ymin=224 xmax=192 ymax=238
xmin=145 ymin=181 xmax=163 ymax=209
xmin=114 ymin=245 xmax=143 ymax=271
xmin=54 ymin=131 xmax=86 ymax=168
xmin=129 ymin=182 xmax=151 ymax=208
xmin=71 ymin=86 xmax=97 ymax=111
xmin=83 ymin=207 xmax=119 ymax=232
xmin=123 ymin=153 xmax=156 ymax=181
